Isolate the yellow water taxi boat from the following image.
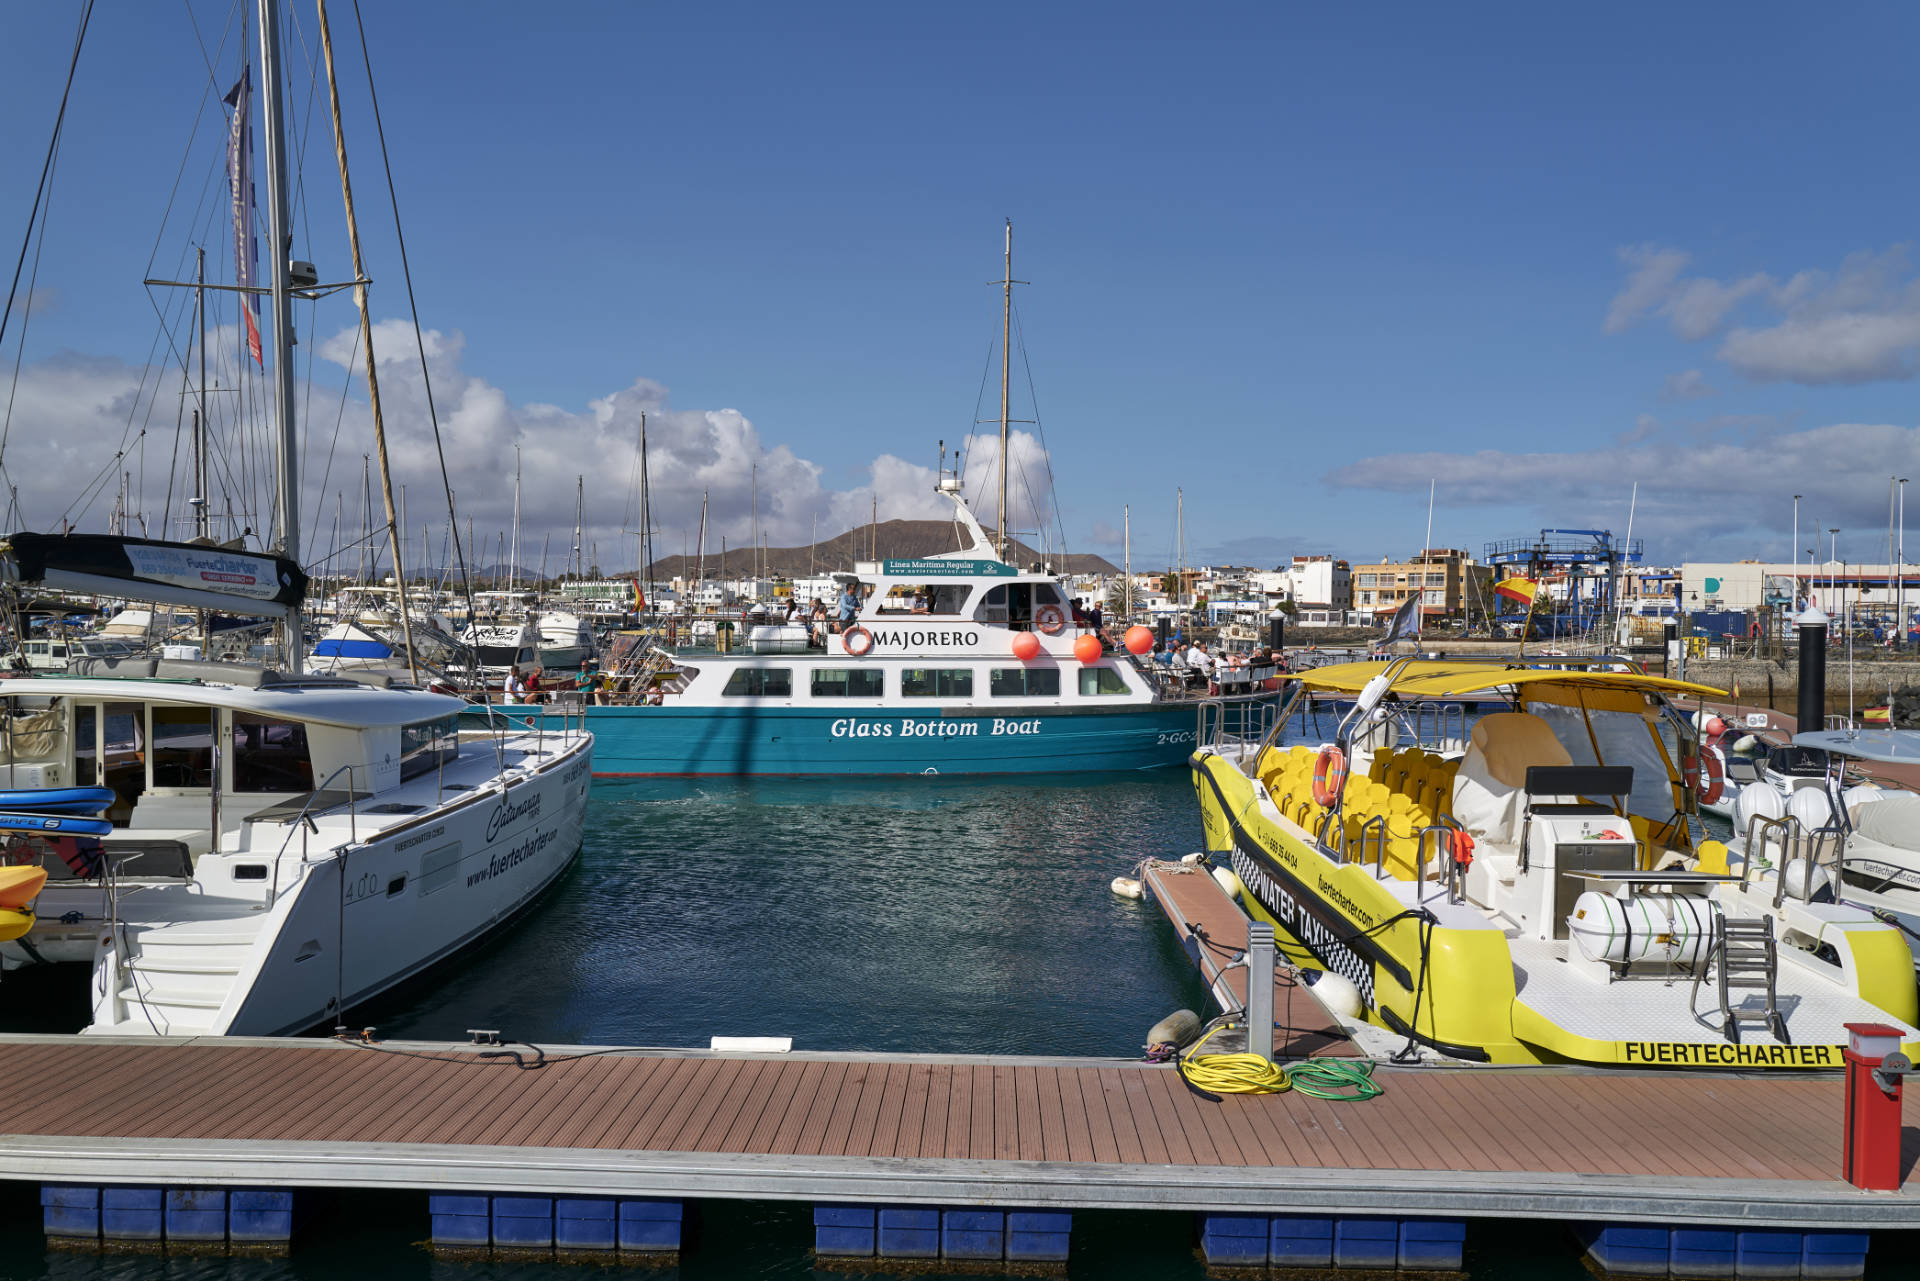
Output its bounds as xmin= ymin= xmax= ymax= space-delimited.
xmin=1192 ymin=656 xmax=1920 ymax=1067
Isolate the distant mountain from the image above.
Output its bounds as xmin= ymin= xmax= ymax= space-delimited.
xmin=644 ymin=519 xmax=1117 ymax=579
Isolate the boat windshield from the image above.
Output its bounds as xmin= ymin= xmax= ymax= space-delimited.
xmin=1767 ymin=744 xmax=1832 ymax=777
xmin=475 ymin=645 xmax=524 ymax=666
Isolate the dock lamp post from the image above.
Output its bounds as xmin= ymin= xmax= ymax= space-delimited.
xmin=1829 ymin=530 xmax=1840 ymax=615
xmin=1889 ymin=476 xmax=1904 ymax=645
xmin=1793 ymin=494 xmax=1801 ymax=603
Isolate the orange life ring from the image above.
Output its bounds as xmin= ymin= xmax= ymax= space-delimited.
xmin=1035 ymin=605 xmax=1066 ymax=635
xmin=841 ymin=626 xmax=874 ymax=657
xmin=1696 ymin=743 xmax=1726 ymax=805
xmin=1311 ymin=745 xmax=1347 ymax=807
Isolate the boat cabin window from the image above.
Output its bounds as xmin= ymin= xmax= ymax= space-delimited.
xmin=1079 ymin=667 xmax=1130 ymax=696
xmin=227 ymin=713 xmax=316 ymax=793
xmin=902 ymin=668 xmax=972 ymax=698
xmin=150 ymin=705 xmax=215 ymax=790
xmin=876 ymin=584 xmax=969 ymax=615
xmin=399 ymin=714 xmax=458 ymax=782
xmin=811 ymin=668 xmax=884 ymax=698
xmin=990 ymin=667 xmax=1060 ymax=697
xmin=475 ymin=644 xmax=528 ymax=667
xmin=73 ymin=704 xmax=97 ymax=785
xmin=722 ymin=668 xmax=793 ymax=697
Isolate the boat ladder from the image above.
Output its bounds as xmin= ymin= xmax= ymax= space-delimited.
xmin=1690 ymin=910 xmax=1787 ymax=1045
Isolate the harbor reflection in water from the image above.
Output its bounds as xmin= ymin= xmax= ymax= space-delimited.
xmin=366 ymin=772 xmax=1214 ymax=1054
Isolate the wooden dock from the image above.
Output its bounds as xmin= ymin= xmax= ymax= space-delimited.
xmin=0 ymin=1033 xmax=1916 ymax=1228
xmin=1141 ymin=857 xmax=1356 ymax=1059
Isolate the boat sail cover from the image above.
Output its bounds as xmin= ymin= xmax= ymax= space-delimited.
xmin=0 ymin=532 xmax=307 ymax=618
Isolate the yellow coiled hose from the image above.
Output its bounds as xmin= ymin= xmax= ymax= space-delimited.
xmin=1177 ymin=1023 xmax=1383 ymax=1101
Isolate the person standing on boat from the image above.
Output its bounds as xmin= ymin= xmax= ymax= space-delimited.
xmin=835 ymin=582 xmax=862 ymax=633
xmin=503 ymin=665 xmax=525 ymax=705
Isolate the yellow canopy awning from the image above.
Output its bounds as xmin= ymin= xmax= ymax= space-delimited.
xmin=1285 ymin=658 xmax=1725 ymax=702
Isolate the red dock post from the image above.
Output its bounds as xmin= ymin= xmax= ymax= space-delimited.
xmin=1841 ymin=1022 xmax=1906 ymax=1192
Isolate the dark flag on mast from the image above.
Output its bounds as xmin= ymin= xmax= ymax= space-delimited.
xmin=1374 ymin=594 xmax=1421 ymax=651
xmin=223 ymin=67 xmax=263 ymax=367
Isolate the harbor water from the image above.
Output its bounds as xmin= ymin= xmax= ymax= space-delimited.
xmin=0 ymin=769 xmax=1909 ymax=1278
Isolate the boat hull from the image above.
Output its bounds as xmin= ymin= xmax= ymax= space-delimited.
xmin=1192 ymin=748 xmax=1920 ymax=1069
xmin=491 ymin=703 xmax=1209 ymax=776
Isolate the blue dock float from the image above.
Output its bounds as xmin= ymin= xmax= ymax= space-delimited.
xmin=431 ymin=1192 xmax=683 ymax=1256
xmin=1578 ymin=1223 xmax=1872 ymax=1279
xmin=40 ymin=1182 xmax=293 ymax=1252
xmin=1202 ymin=1212 xmax=1464 ymax=1272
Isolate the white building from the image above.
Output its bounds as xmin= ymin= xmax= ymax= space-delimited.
xmin=1682 ymin=561 xmax=1918 ymax=616
xmin=1284 ymin=556 xmax=1351 ymax=612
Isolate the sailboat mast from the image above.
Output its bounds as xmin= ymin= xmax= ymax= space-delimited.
xmin=696 ymin=491 xmax=708 ymax=591
xmin=574 ymin=474 xmax=584 ymax=581
xmin=1124 ymin=504 xmax=1131 ymax=618
xmin=638 ymin=411 xmax=653 ymax=614
xmin=998 ymin=220 xmax=1012 ymax=560
xmin=193 ymin=247 xmax=209 ymax=541
xmin=257 ymin=0 xmax=302 ymax=666
xmin=320 ymin=0 xmax=423 ymax=683
xmin=509 ymin=446 xmax=522 ymax=595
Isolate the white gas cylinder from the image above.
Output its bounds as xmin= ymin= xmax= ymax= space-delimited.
xmin=1568 ymin=891 xmax=1712 ymax=966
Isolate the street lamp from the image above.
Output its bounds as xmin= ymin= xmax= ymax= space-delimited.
xmin=1793 ymin=494 xmax=1802 ymax=602
xmin=1829 ymin=529 xmax=1841 ymax=615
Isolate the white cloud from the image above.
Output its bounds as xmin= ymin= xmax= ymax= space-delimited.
xmin=1660 ymin=369 xmax=1714 ymax=401
xmin=1606 ymin=243 xmax=1920 ymax=386
xmin=1325 ymin=420 xmax=1920 ymax=559
xmin=2 ymin=320 xmax=1054 ymax=576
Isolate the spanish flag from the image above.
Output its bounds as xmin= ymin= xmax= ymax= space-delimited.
xmin=631 ymin=577 xmax=646 ymax=610
xmin=1494 ymin=576 xmax=1538 ymax=606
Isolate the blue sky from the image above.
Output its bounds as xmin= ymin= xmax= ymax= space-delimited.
xmin=4 ymin=2 xmax=1920 ymax=574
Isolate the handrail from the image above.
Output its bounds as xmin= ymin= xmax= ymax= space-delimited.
xmin=272 ymin=764 xmax=361 ymax=863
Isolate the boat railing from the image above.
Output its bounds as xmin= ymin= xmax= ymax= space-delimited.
xmin=1741 ymin=812 xmax=1844 ymax=908
xmin=1397 ymin=701 xmax=1467 ymax=752
xmin=1196 ymin=693 xmax=1282 ymax=754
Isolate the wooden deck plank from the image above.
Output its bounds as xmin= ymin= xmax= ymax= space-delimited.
xmin=492 ymin=1059 xmax=623 ymax=1149
xmin=940 ymin=1063 xmax=973 ymax=1159
xmin=633 ymin=1059 xmax=738 ymax=1152
xmin=1100 ymin=1068 xmax=1157 ymax=1165
xmin=917 ymin=1062 xmax=952 ymax=1159
xmin=698 ymin=1058 xmax=782 ymax=1154
xmin=992 ymin=1064 xmax=1022 ymax=1164
xmin=652 ymin=1057 xmax=753 ymax=1153
xmin=887 ymin=1062 xmax=931 ymax=1160
xmin=388 ymin=1052 xmax=546 ymax=1146
xmin=864 ymin=1061 xmax=912 ymax=1160
xmin=1052 ymin=1066 xmax=1097 ymax=1165
xmin=847 ymin=1061 xmax=902 ymax=1159
xmin=1071 ymin=1065 xmax=1124 ymax=1165
xmin=1382 ymin=1073 xmax=1511 ymax=1174
xmin=1162 ymin=1069 xmax=1258 ymax=1168
xmin=737 ymin=1060 xmax=813 ymax=1156
xmin=586 ymin=1055 xmax=697 ymax=1151
xmin=550 ymin=1055 xmax=673 ymax=1151
xmin=821 ymin=1061 xmax=882 ymax=1158
xmin=789 ymin=1061 xmax=852 ymax=1158
xmin=1023 ymin=1065 xmax=1063 ymax=1164
xmin=970 ymin=1065 xmax=998 ymax=1162
xmin=112 ymin=1046 xmax=266 ymax=1139
xmin=218 ymin=1047 xmax=417 ymax=1143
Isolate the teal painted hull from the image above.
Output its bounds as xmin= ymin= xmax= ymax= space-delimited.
xmin=472 ymin=702 xmax=1243 ymax=776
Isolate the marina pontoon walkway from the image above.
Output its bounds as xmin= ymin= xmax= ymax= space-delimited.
xmin=0 ymin=1035 xmax=1915 ymax=1226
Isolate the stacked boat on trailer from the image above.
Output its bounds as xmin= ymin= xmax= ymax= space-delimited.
xmin=1189 ymin=656 xmax=1920 ymax=1069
